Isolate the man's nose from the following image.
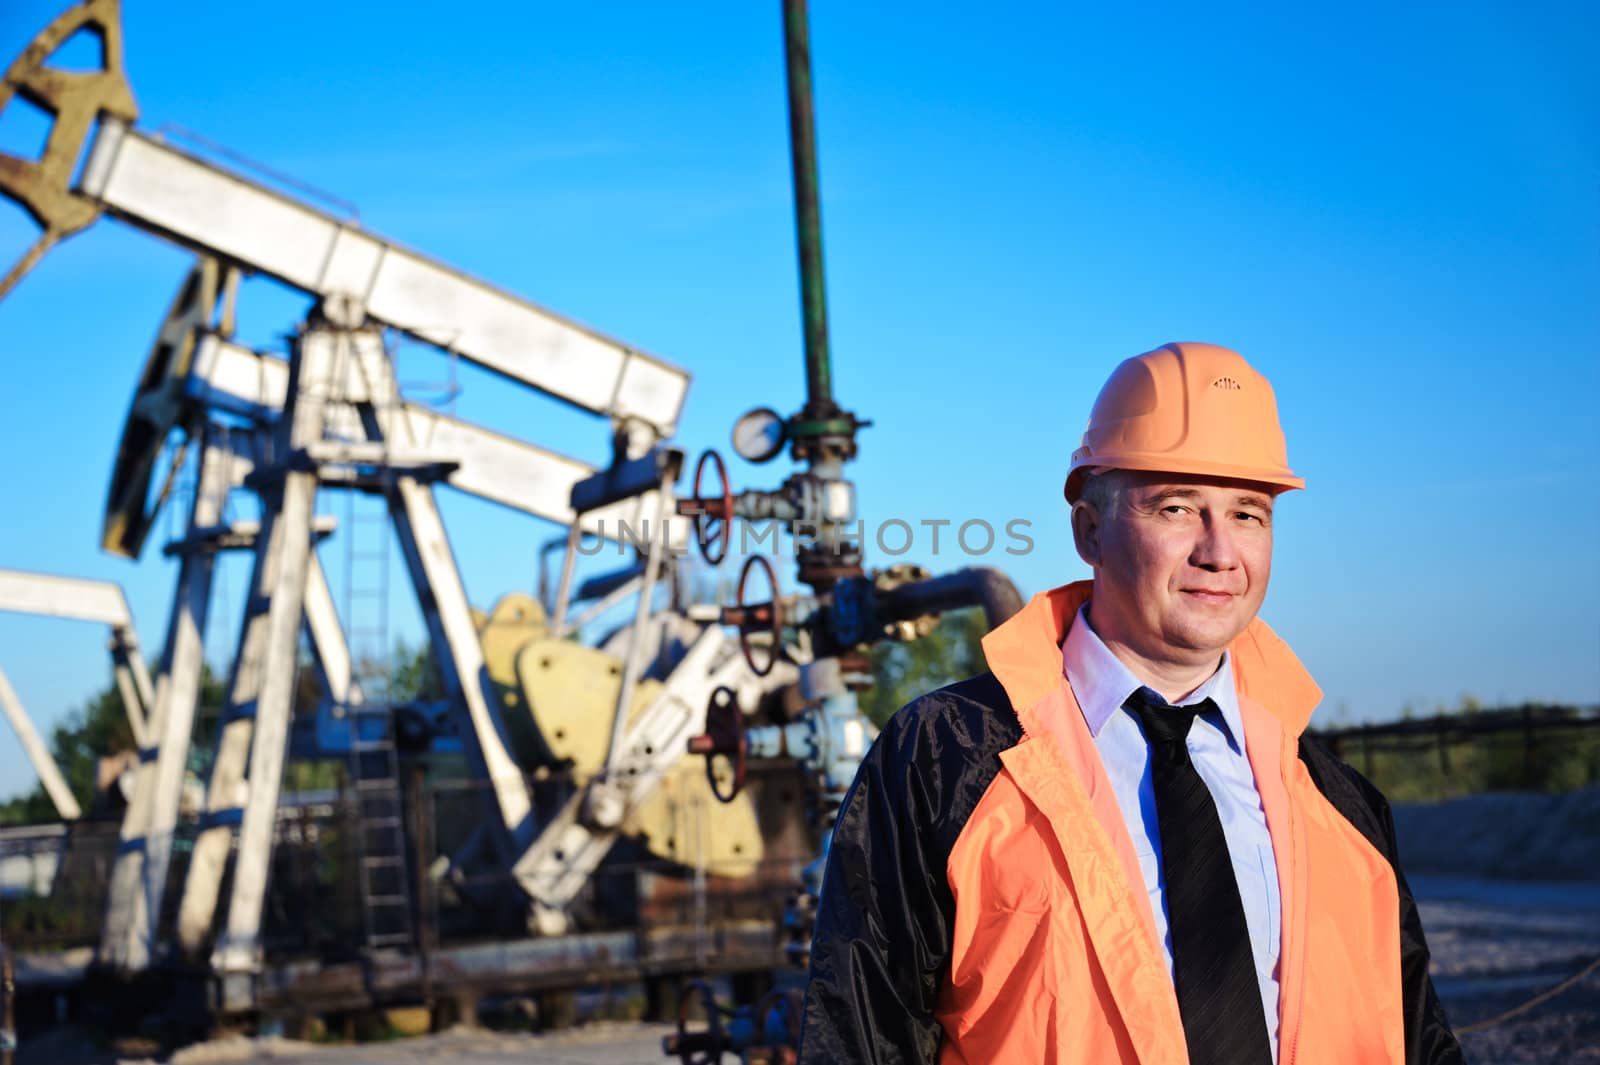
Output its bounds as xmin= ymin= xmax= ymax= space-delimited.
xmin=1190 ymin=515 xmax=1241 ymax=571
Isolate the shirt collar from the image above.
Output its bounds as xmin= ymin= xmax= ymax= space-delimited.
xmin=1061 ymin=603 xmax=1244 ymax=748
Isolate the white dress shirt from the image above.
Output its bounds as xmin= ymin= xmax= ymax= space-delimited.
xmin=1061 ymin=604 xmax=1282 ymax=1059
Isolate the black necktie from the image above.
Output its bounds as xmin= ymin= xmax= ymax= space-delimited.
xmin=1126 ymin=686 xmax=1273 ymax=1065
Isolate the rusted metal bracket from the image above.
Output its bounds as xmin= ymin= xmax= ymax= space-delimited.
xmin=0 ymin=0 xmax=138 ymax=298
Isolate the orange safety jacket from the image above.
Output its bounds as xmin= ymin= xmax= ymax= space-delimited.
xmin=798 ymin=581 xmax=1462 ymax=1065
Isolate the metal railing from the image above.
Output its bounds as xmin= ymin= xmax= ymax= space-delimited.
xmin=0 ymin=762 xmax=812 ymax=968
xmin=1310 ymin=703 xmax=1600 ymax=802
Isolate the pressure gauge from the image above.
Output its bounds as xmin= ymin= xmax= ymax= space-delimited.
xmin=731 ymin=406 xmax=787 ymax=464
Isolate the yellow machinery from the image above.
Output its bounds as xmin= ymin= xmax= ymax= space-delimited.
xmin=476 ymin=593 xmax=766 ymax=879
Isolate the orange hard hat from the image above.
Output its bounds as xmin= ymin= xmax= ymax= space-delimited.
xmin=1063 ymin=342 xmax=1304 ymax=503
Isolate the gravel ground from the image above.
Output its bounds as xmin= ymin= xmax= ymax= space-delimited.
xmin=161 ymin=1025 xmax=676 ymax=1065
xmin=1394 ymin=789 xmax=1600 ymax=881
xmin=1414 ymin=875 xmax=1600 ymax=1064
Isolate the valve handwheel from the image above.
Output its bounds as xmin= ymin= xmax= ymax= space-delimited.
xmin=687 ymin=685 xmax=747 ymax=804
xmin=678 ymin=448 xmax=734 ymax=565
xmin=754 ymin=988 xmax=805 ymax=1063
xmin=671 ymin=979 xmax=726 ymax=1065
xmin=732 ymin=553 xmax=783 ymax=677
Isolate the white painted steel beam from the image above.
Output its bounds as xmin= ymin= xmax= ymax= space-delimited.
xmin=210 ymin=467 xmax=319 ymax=975
xmin=302 ymin=548 xmax=362 ymax=709
xmin=0 ymin=569 xmax=137 ymax=629
xmin=172 ymin=311 xmax=696 ymax=968
xmin=180 ymin=323 xmax=542 ymax=971
xmin=349 ymin=331 xmax=532 ymax=846
xmin=80 ymin=119 xmax=689 ymax=438
xmin=100 ymin=430 xmax=235 ymax=971
xmin=201 ymin=330 xmax=339 ymax=974
xmin=103 ymin=426 xmax=363 ymax=972
xmin=190 ymin=335 xmax=685 ymax=547
xmin=0 ymin=568 xmax=152 ymax=749
xmin=0 ymin=665 xmax=82 ymax=821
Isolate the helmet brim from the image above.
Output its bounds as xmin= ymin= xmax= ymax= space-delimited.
xmin=1064 ymin=456 xmax=1305 ymax=504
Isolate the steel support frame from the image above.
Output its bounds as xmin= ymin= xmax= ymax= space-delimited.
xmin=174 ymin=318 xmax=535 ymax=979
xmin=0 ymin=566 xmax=163 ymax=821
xmin=102 ymin=425 xmax=363 ymax=972
xmin=109 ymin=620 xmax=156 ymax=751
xmin=601 ymin=473 xmax=675 ymax=775
xmin=0 ymin=666 xmax=80 ymax=820
xmin=348 ymin=330 xmax=534 ymax=850
xmin=99 ymin=426 xmax=236 ymax=970
xmin=192 ymin=327 xmax=336 ymax=976
xmin=387 ymin=476 xmax=533 ymax=847
xmin=0 ymin=569 xmax=156 ymax=748
xmin=190 ymin=332 xmax=679 ymax=546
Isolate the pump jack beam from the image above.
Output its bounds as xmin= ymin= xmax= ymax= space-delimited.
xmin=187 ymin=330 xmax=682 ymax=546
xmin=66 ymin=117 xmax=688 ymax=439
xmin=0 ymin=568 xmax=158 ymax=820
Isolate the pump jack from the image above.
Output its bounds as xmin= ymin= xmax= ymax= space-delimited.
xmin=0 ymin=0 xmax=1023 ymax=1035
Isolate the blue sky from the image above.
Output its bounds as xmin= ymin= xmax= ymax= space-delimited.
xmin=0 ymin=1 xmax=1596 ymax=800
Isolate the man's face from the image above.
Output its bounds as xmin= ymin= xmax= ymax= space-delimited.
xmin=1072 ymin=471 xmax=1276 ymax=670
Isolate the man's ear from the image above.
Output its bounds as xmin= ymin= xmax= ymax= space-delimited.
xmin=1071 ymin=500 xmax=1102 ymax=567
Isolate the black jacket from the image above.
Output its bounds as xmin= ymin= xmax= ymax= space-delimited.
xmin=799 ymin=672 xmax=1464 ymax=1064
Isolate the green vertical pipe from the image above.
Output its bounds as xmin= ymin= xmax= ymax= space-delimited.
xmin=783 ymin=0 xmax=833 ymax=413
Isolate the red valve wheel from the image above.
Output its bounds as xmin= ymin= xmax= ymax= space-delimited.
xmin=735 ymin=553 xmax=784 ymax=678
xmin=687 ymin=685 xmax=747 ymax=804
xmin=680 ymin=449 xmax=734 ymax=565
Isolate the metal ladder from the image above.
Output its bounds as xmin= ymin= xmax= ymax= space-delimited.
xmin=347 ymin=703 xmax=415 ymax=951
xmin=336 ymin=324 xmax=395 ymax=702
xmin=342 ymin=492 xmax=392 ymax=699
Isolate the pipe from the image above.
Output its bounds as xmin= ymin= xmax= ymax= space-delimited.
xmin=783 ymin=0 xmax=834 ymax=415
xmin=877 ymin=567 xmax=1025 ymax=632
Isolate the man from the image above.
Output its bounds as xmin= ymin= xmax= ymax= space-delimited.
xmin=798 ymin=343 xmax=1462 ymax=1064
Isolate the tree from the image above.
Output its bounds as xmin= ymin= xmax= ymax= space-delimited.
xmin=0 ymin=676 xmax=137 ymax=826
xmin=858 ymin=608 xmax=989 ymax=728
xmin=385 ymin=636 xmax=444 ymax=702
xmin=0 ymin=664 xmax=228 ymax=825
